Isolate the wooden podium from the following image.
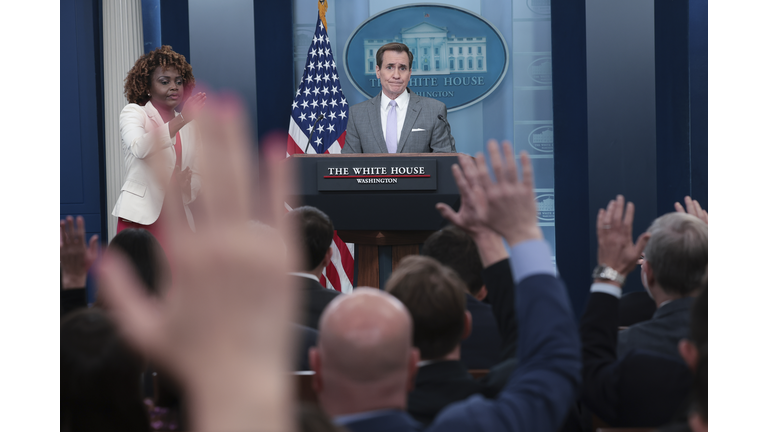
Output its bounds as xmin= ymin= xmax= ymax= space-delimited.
xmin=286 ymin=154 xmax=461 ymax=288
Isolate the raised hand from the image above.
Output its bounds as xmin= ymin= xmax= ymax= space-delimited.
xmin=436 ymin=156 xmax=491 ymax=238
xmin=674 ymin=196 xmax=708 ymax=225
xmin=442 ymin=140 xmax=542 ymax=247
xmin=180 ymin=92 xmax=207 ymax=122
xmin=60 ymin=216 xmax=99 ymax=289
xmin=596 ymin=195 xmax=650 ymax=279
xmin=98 ymin=94 xmax=297 ymax=432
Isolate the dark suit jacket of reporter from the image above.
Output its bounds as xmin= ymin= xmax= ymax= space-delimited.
xmin=341 ymin=89 xmax=456 ymax=154
xmin=409 ymin=259 xmax=519 ymax=425
xmin=293 ymin=274 xmax=342 ymax=330
xmin=617 ymin=296 xmax=695 ymax=360
xmin=581 ymin=292 xmax=692 ymax=427
xmin=460 ymin=258 xmax=518 ymax=369
xmin=460 ymin=295 xmax=502 ymax=369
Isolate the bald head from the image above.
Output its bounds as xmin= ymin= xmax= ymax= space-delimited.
xmin=317 ymin=288 xmax=414 ymax=382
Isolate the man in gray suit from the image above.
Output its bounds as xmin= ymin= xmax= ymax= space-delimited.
xmin=616 ymin=208 xmax=707 ymax=360
xmin=342 ymin=42 xmax=456 ymax=154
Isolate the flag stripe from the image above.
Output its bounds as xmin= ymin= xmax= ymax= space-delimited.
xmin=333 ymin=234 xmax=354 ymax=283
xmin=324 ymin=257 xmax=342 ymax=292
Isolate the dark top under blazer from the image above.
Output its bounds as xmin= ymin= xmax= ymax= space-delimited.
xmin=581 ymin=292 xmax=692 ymax=427
xmin=294 ymin=275 xmax=342 ymax=330
xmin=341 ymin=89 xmax=456 ymax=154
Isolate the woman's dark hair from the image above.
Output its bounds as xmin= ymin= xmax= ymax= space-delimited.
xmin=61 ymin=309 xmax=150 ymax=432
xmin=124 ymin=45 xmax=195 ymax=106
xmin=107 ymin=228 xmax=170 ymax=296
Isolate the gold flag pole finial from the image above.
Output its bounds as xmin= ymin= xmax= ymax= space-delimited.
xmin=318 ymin=0 xmax=329 ymax=30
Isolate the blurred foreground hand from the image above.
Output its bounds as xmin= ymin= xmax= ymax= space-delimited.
xmin=98 ymin=94 xmax=298 ymax=432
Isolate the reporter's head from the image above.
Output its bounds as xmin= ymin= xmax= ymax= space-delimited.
xmin=310 ymin=288 xmax=419 ymax=416
xmin=422 ymin=226 xmax=485 ymax=298
xmin=642 ymin=212 xmax=707 ymax=298
xmin=385 ymin=255 xmax=470 ymax=361
xmin=285 ymin=206 xmax=334 ymax=272
xmin=61 ymin=309 xmax=149 ymax=432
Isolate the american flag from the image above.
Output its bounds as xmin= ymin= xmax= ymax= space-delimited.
xmin=287 ymin=8 xmax=354 ymax=293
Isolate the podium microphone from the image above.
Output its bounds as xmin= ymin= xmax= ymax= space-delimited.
xmin=437 ymin=114 xmax=456 ymax=150
xmin=437 ymin=114 xmax=452 ymax=135
xmin=304 ymin=114 xmax=325 ymax=154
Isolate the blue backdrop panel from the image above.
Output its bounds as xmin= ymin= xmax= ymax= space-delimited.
xmin=61 ymin=0 xmax=105 ymax=301
xmin=160 ymin=0 xmax=191 ymax=62
xmin=689 ymin=0 xmax=708 ymax=208
xmin=142 ymin=0 xmax=162 ymax=53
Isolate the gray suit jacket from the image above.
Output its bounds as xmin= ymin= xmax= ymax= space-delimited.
xmin=342 ymin=89 xmax=456 ymax=154
xmin=617 ymin=296 xmax=695 ymax=360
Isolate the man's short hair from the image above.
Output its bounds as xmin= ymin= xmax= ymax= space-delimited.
xmin=644 ymin=213 xmax=707 ymax=297
xmin=286 ymin=206 xmax=334 ymax=271
xmin=376 ymin=42 xmax=413 ymax=70
xmin=421 ymin=226 xmax=483 ymax=296
xmin=385 ymin=255 xmax=466 ymax=360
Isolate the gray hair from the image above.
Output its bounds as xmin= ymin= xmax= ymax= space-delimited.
xmin=644 ymin=212 xmax=707 ymax=296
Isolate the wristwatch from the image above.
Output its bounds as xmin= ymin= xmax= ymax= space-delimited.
xmin=592 ymin=264 xmax=626 ymax=286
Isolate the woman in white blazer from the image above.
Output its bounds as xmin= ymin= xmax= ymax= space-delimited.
xmin=112 ymin=46 xmax=206 ymax=245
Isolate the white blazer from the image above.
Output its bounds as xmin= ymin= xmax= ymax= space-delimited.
xmin=111 ymin=101 xmax=201 ymax=230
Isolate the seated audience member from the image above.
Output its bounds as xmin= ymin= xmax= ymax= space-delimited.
xmin=311 ymin=288 xmax=423 ymax=431
xmin=421 ymin=225 xmax=518 ymax=369
xmin=61 ymin=308 xmax=150 ymax=432
xmin=580 ymin=196 xmax=707 ymax=428
xmin=385 ymin=255 xmax=514 ymax=425
xmin=285 ymin=206 xmax=343 ymax=330
xmin=617 ymin=202 xmax=708 ymax=359
xmin=97 ymin=98 xmax=579 ymax=431
xmin=60 ymin=219 xmax=171 ymax=317
xmin=657 ymin=287 xmax=708 ymax=432
xmin=60 ymin=216 xmax=99 ymax=317
xmin=104 ymin=228 xmax=171 ymax=297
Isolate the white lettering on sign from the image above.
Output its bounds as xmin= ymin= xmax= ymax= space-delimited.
xmin=390 ymin=166 xmax=426 ymax=175
xmin=356 ymin=178 xmax=398 ymax=184
xmin=327 ymin=167 xmax=350 ymax=176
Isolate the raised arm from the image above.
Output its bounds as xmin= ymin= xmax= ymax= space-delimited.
xmin=430 ymin=141 xmax=580 ymax=432
xmin=674 ymin=195 xmax=708 ymax=225
xmin=60 ymin=215 xmax=99 ymax=317
xmin=119 ymin=104 xmax=175 ymax=159
xmin=119 ymin=93 xmax=206 ymax=160
xmin=581 ymin=196 xmax=690 ymax=426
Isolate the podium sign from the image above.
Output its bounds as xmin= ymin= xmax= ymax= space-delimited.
xmin=286 ymin=154 xmax=460 ymax=231
xmin=317 ymin=158 xmax=437 ymax=191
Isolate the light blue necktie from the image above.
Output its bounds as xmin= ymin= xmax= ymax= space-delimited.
xmin=386 ymin=100 xmax=398 ymax=153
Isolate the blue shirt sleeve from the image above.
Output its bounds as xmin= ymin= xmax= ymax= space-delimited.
xmin=505 ymin=239 xmax=556 ymax=284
